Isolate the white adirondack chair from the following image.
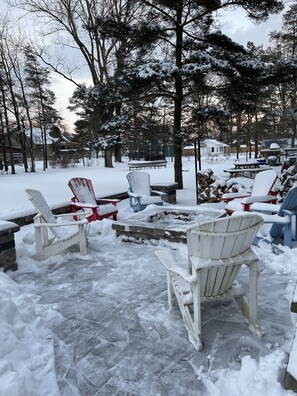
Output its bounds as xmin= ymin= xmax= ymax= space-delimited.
xmin=222 ymin=169 xmax=278 ymax=214
xmin=126 ymin=171 xmax=166 ymax=212
xmin=155 ymin=213 xmax=264 ymax=351
xmin=26 ymin=189 xmax=88 ymax=260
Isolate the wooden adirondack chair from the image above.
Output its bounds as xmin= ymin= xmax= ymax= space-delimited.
xmin=126 ymin=171 xmax=166 ymax=212
xmin=68 ymin=178 xmax=119 ymax=222
xmin=26 ymin=189 xmax=88 ymax=260
xmin=155 ymin=213 xmax=264 ymax=351
xmin=222 ymin=169 xmax=278 ymax=214
xmin=251 ymin=184 xmax=297 ymax=248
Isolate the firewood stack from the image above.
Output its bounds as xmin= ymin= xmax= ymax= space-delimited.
xmin=277 ymin=163 xmax=297 ymax=202
xmin=197 ymin=163 xmax=297 ymax=205
xmin=197 ymin=169 xmax=243 ymax=204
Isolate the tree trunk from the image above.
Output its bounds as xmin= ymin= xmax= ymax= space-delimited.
xmin=173 ymin=2 xmax=184 ymax=189
xmin=236 ymin=112 xmax=242 ymax=160
xmin=20 ymin=82 xmax=35 ymax=172
xmin=0 ymin=82 xmax=15 ymax=174
xmin=104 ymin=148 xmax=113 ymax=167
xmin=254 ymin=111 xmax=259 ymax=158
xmin=0 ymin=112 xmax=8 ymax=172
xmin=114 ymin=144 xmax=122 ymax=162
xmin=291 ymin=72 xmax=297 ymax=147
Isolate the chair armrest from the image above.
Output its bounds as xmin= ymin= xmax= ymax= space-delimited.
xmin=71 ymin=202 xmax=98 ymax=209
xmin=241 ymin=195 xmax=277 ymax=205
xmin=257 ymin=212 xmax=291 ymax=224
xmin=221 ymin=192 xmax=250 ymax=202
xmin=155 ymin=249 xmax=196 ymax=284
xmin=54 ymin=212 xmax=88 ymax=217
xmin=128 ymin=191 xmax=141 ymax=198
xmin=250 ymin=202 xmax=281 ymax=214
xmin=96 ymin=198 xmax=120 ymax=204
xmin=151 ymin=190 xmax=167 ymax=197
xmin=34 ymin=219 xmax=88 ymax=227
xmin=55 ymin=212 xmax=91 ymax=220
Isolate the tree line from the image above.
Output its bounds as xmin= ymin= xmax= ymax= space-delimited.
xmin=2 ymin=0 xmax=297 ymax=188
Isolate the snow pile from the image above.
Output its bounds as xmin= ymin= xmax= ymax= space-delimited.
xmin=0 ymin=273 xmax=59 ymax=396
xmin=198 ymin=349 xmax=292 ymax=396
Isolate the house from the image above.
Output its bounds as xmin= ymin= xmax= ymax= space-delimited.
xmin=183 ymin=139 xmax=229 ymax=157
xmin=261 ymin=139 xmax=289 ymax=149
xmin=0 ymin=146 xmax=23 ymax=166
xmin=30 ymin=128 xmax=78 ymax=161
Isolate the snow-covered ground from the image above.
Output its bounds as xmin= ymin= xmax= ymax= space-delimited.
xmin=0 ymin=156 xmax=296 ymax=395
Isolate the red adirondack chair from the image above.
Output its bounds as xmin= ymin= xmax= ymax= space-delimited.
xmin=68 ymin=177 xmax=119 ymax=222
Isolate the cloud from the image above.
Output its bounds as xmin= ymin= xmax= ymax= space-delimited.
xmin=221 ymin=8 xmax=284 ymax=47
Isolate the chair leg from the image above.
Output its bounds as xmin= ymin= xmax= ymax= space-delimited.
xmin=79 ymin=224 xmax=87 ymax=256
xmin=283 ymin=223 xmax=292 ymax=248
xmin=235 ymin=260 xmax=264 ymax=337
xmin=167 ymin=273 xmax=202 ymax=351
xmin=167 ymin=272 xmax=174 ymax=308
xmin=35 ymin=227 xmax=43 ymax=254
xmin=192 ymin=274 xmax=202 ymax=350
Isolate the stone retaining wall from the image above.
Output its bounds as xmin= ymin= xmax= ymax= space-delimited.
xmin=0 ymin=221 xmax=20 ymax=272
xmin=0 ymin=192 xmax=128 ymax=227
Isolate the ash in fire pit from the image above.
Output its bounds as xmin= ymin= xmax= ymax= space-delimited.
xmin=112 ymin=205 xmax=225 ymax=244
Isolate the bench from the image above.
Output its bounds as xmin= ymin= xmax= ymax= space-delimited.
xmin=128 ymin=160 xmax=167 ymax=170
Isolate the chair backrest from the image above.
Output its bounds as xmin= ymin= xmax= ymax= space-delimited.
xmin=26 ymin=189 xmax=61 ymax=238
xmin=68 ymin=178 xmax=97 ymax=205
xmin=187 ymin=213 xmax=263 ymax=259
xmin=251 ymin=169 xmax=278 ymax=197
xmin=126 ymin=171 xmax=151 ymax=196
xmin=270 ymin=184 xmax=297 ymax=239
xmin=186 ymin=213 xmax=263 ymax=298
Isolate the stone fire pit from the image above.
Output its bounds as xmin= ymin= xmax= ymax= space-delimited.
xmin=112 ymin=205 xmax=225 ymax=244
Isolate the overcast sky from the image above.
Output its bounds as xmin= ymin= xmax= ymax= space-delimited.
xmin=221 ymin=8 xmax=284 ymax=47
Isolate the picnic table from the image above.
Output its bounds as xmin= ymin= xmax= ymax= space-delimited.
xmin=233 ymin=161 xmax=260 ymax=169
xmin=224 ymin=161 xmax=272 ymax=178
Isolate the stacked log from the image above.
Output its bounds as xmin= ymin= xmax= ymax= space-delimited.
xmin=197 ymin=164 xmax=297 ymax=205
xmin=277 ymin=164 xmax=297 ymax=202
xmin=197 ymin=169 xmax=245 ymax=204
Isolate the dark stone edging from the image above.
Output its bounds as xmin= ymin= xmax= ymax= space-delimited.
xmin=0 ymin=221 xmax=20 ymax=272
xmin=0 ymin=192 xmax=128 ymax=227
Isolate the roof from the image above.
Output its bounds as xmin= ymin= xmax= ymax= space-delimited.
xmin=202 ymin=139 xmax=229 ymax=148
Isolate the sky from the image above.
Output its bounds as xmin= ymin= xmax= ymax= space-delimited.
xmin=0 ymin=155 xmax=297 ymax=395
xmin=220 ymin=8 xmax=284 ymax=47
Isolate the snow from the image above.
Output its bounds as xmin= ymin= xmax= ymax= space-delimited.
xmin=0 ymin=220 xmax=19 ymax=232
xmin=0 ymin=155 xmax=296 ymax=395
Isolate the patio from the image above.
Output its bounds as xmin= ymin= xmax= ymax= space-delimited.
xmin=1 ymin=157 xmax=296 ymax=395
xmin=9 ymin=210 xmax=295 ymax=395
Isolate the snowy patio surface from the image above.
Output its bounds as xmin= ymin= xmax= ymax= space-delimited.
xmin=1 ymin=157 xmax=296 ymax=395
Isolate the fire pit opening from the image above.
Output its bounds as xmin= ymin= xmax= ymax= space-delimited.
xmin=112 ymin=206 xmax=225 ymax=244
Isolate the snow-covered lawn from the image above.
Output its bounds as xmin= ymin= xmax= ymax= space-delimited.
xmin=0 ymin=156 xmax=296 ymax=395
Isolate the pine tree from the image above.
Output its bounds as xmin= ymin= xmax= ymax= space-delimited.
xmin=24 ymin=49 xmax=59 ymax=170
xmin=111 ymin=0 xmax=284 ymax=188
xmin=269 ymin=4 xmax=297 ymax=146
